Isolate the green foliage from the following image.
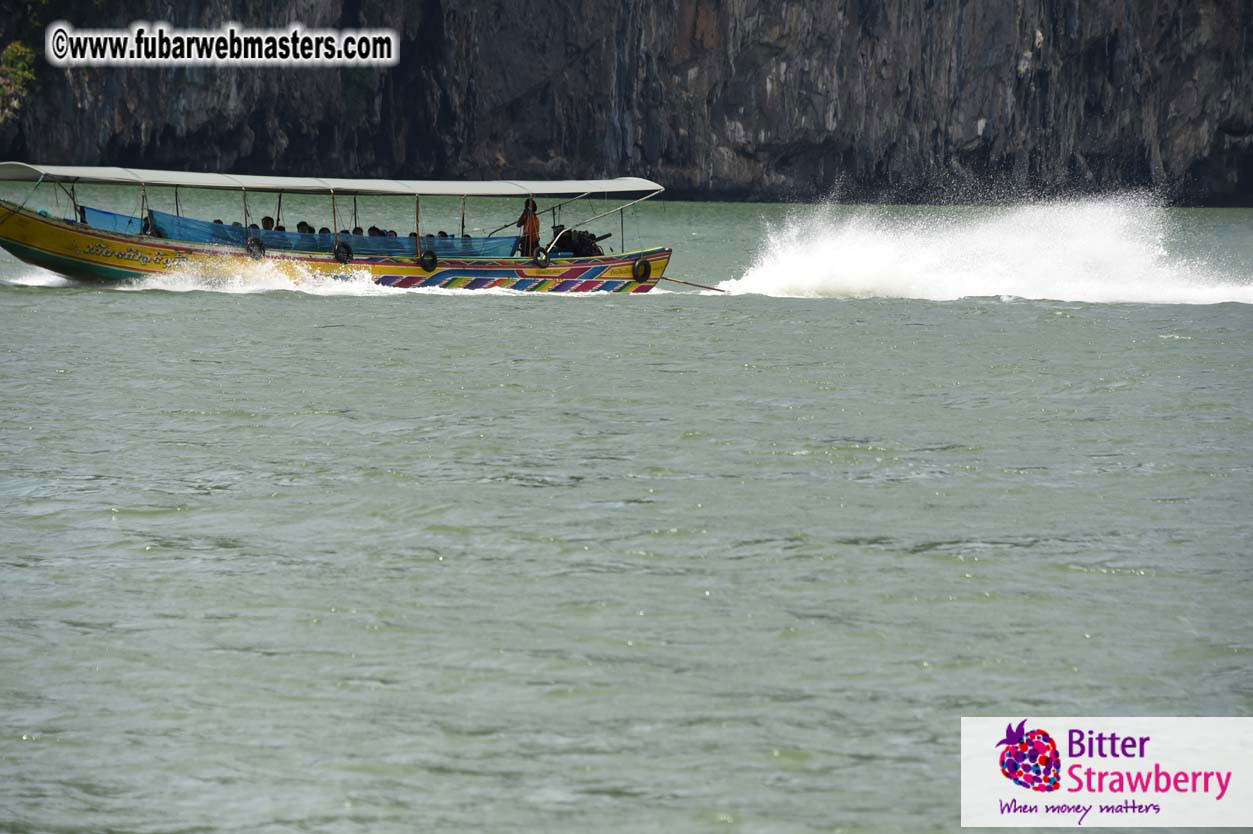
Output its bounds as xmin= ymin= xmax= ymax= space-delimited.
xmin=1 ymin=41 xmax=37 ymax=97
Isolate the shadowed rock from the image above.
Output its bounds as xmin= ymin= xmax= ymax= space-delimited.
xmin=2 ymin=0 xmax=1250 ymax=204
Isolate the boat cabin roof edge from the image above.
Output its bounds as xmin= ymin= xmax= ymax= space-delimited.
xmin=0 ymin=162 xmax=664 ymax=198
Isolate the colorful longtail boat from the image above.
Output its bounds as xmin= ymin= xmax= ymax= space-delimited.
xmin=0 ymin=163 xmax=670 ymax=292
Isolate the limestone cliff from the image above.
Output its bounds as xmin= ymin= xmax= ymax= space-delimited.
xmin=2 ymin=0 xmax=1251 ymax=203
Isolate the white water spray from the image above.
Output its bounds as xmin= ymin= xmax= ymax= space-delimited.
xmin=5 ymin=267 xmax=72 ymax=288
xmin=721 ymin=194 xmax=1253 ymax=304
xmin=112 ymin=258 xmax=390 ymax=295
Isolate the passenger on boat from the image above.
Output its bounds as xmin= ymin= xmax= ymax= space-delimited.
xmin=387 ymin=230 xmax=398 ymax=237
xmin=213 ymin=219 xmax=224 ymax=224
xmin=319 ymin=227 xmax=331 ymax=234
xmin=514 ymin=198 xmax=540 ymax=256
xmin=249 ymin=223 xmax=259 ymax=230
xmin=352 ymin=226 xmax=363 ymax=236
xmin=261 ymin=216 xmax=274 ymax=230
xmin=438 ymin=230 xmax=448 ymax=238
xmin=275 ymin=225 xmax=285 ymax=232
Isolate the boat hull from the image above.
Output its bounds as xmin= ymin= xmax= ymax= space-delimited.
xmin=0 ymin=200 xmax=669 ymax=292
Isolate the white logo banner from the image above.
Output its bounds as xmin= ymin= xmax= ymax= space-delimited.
xmin=961 ymin=717 xmax=1253 ymax=827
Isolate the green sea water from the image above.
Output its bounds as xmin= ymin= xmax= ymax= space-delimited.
xmin=1 ymin=186 xmax=1251 ymax=832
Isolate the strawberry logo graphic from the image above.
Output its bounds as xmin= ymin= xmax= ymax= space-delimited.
xmin=996 ymin=719 xmax=1061 ymax=792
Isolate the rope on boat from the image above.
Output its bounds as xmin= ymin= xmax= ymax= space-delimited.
xmin=485 ymin=191 xmax=593 ymax=237
xmin=546 ymin=189 xmax=663 ymax=254
xmin=0 ymin=173 xmax=46 ymax=226
xmin=659 ymin=276 xmax=727 ymax=293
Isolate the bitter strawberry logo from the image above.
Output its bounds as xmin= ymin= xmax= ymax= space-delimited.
xmin=996 ymin=719 xmax=1061 ymax=792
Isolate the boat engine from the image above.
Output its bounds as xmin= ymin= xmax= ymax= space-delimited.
xmin=551 ymin=226 xmax=611 ymax=257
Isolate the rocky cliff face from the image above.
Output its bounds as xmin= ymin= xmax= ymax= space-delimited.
xmin=2 ymin=0 xmax=1251 ymax=203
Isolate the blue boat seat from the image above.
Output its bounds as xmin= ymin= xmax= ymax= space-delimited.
xmin=147 ymin=208 xmax=517 ymax=258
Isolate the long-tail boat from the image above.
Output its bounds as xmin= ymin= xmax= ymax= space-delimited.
xmin=0 ymin=163 xmax=670 ymax=292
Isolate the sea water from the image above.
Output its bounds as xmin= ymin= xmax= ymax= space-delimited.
xmin=1 ymin=187 xmax=1250 ymax=833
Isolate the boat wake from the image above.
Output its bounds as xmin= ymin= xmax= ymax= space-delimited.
xmin=719 ymin=194 xmax=1253 ymax=304
xmin=0 ymin=259 xmax=380 ymax=295
xmin=120 ymin=260 xmax=396 ymax=295
xmin=3 ymin=267 xmax=73 ymax=288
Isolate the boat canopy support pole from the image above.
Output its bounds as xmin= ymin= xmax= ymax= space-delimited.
xmin=276 ymin=192 xmax=282 ymax=226
xmin=140 ymin=183 xmax=148 ymax=234
xmin=620 ymin=208 xmax=624 ymax=253
xmin=330 ymin=192 xmax=337 ymax=245
xmin=352 ymin=196 xmax=358 ymax=229
xmin=555 ymin=192 xmax=592 ymax=212
xmin=546 ymin=191 xmax=591 ymax=229
xmin=174 ymin=186 xmax=180 ymax=218
xmin=54 ymin=182 xmax=80 ymax=219
xmin=460 ymin=196 xmax=465 ymax=237
xmin=0 ymin=172 xmax=45 ymax=227
xmin=415 ymin=196 xmax=421 ymax=258
xmin=242 ymin=188 xmax=249 ymax=230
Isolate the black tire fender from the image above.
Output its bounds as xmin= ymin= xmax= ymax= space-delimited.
xmin=534 ymin=247 xmax=551 ymax=268
xmin=420 ymin=249 xmax=438 ymax=272
xmin=333 ymin=242 xmax=353 ymax=264
xmin=245 ymin=236 xmax=265 ymax=260
xmin=632 ymin=257 xmax=651 ymax=281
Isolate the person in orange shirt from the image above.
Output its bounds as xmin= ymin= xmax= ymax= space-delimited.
xmin=515 ymin=198 xmax=540 ymax=257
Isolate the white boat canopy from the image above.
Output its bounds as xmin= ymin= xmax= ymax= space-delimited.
xmin=0 ymin=162 xmax=663 ymax=197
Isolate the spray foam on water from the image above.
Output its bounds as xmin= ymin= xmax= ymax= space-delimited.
xmin=8 ymin=259 xmax=614 ymax=297
xmin=114 ymin=258 xmax=391 ymax=295
xmin=8 ymin=260 xmax=517 ymax=297
xmin=2 ymin=258 xmax=379 ymax=295
xmin=6 ymin=267 xmax=71 ymax=288
xmin=721 ymin=193 xmax=1253 ymax=304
